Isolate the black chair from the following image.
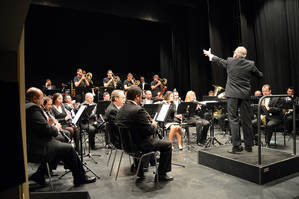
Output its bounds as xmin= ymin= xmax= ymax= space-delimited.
xmin=115 ymin=127 xmax=158 ymax=182
xmin=28 ymin=153 xmax=54 ymax=191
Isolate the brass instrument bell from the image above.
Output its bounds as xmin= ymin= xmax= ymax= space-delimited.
xmin=212 ymin=85 xmax=224 ymax=96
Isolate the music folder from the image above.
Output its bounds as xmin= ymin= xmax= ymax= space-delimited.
xmin=143 ymin=104 xmax=162 ymax=118
xmin=155 ymin=104 xmax=171 ymax=122
xmin=96 ymin=100 xmax=111 ymax=115
xmin=176 ymin=102 xmax=197 ymax=115
xmin=72 ymin=105 xmax=86 ymax=126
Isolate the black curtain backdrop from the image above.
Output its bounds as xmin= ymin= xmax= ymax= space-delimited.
xmin=240 ymin=0 xmax=299 ymax=94
xmin=25 ymin=0 xmax=299 ymax=99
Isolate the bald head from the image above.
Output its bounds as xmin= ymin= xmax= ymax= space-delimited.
xmin=234 ymin=46 xmax=247 ymax=58
xmin=26 ymin=87 xmax=44 ymax=106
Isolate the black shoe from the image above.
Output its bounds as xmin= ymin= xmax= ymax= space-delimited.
xmin=155 ymin=174 xmax=174 ymax=181
xmin=228 ymin=146 xmax=243 ymax=154
xmin=29 ymin=172 xmax=45 ymax=185
xmin=90 ymin=145 xmax=97 ymax=150
xmin=245 ymin=146 xmax=252 ymax=152
xmin=74 ymin=175 xmax=96 ymax=187
xmin=143 ymin=167 xmax=149 ymax=172
xmin=137 ymin=172 xmax=145 ymax=179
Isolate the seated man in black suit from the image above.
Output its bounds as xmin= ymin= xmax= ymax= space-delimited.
xmin=26 ymin=87 xmax=96 ymax=186
xmin=104 ymin=90 xmax=125 ymax=148
xmin=116 ymin=86 xmax=173 ymax=181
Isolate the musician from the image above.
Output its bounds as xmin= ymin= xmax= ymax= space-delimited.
xmin=151 ymin=75 xmax=162 ymax=97
xmin=51 ymin=93 xmax=80 ymax=150
xmin=43 ymin=78 xmax=56 ymax=91
xmin=80 ymin=92 xmax=98 ymax=149
xmin=103 ymin=69 xmax=117 ymax=88
xmin=254 ymin=90 xmax=262 ymax=97
xmin=208 ymin=90 xmax=214 ymax=96
xmin=74 ymin=68 xmax=90 ymax=103
xmin=142 ymin=90 xmax=153 ymax=105
xmin=64 ymin=94 xmax=77 ymax=113
xmin=104 ymin=90 xmax=126 ymax=148
xmin=103 ymin=92 xmax=110 ymax=101
xmin=116 ymin=86 xmax=173 ymax=181
xmin=26 ymin=87 xmax=96 ymax=186
xmin=283 ymin=87 xmax=299 ymax=135
xmin=173 ymin=91 xmax=181 ymax=111
xmin=185 ymin=91 xmax=210 ymax=145
xmin=42 ymin=96 xmax=71 ymax=143
xmin=123 ymin=73 xmax=135 ymax=91
xmin=204 ymin=46 xmax=263 ymax=153
xmin=163 ymin=91 xmax=183 ymax=150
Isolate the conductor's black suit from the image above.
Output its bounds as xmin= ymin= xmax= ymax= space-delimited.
xmin=212 ymin=56 xmax=263 ymax=148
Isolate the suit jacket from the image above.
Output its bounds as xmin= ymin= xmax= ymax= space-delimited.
xmin=267 ymin=97 xmax=284 ymax=121
xmin=212 ymin=56 xmax=263 ymax=99
xmin=116 ymin=101 xmax=156 ymax=151
xmin=26 ymin=102 xmax=58 ymax=160
xmin=104 ymin=103 xmax=120 ymax=147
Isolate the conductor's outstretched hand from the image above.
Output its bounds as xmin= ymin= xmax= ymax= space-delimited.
xmin=203 ymin=48 xmax=211 ymax=57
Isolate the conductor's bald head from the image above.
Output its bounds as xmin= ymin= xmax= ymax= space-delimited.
xmin=234 ymin=46 xmax=247 ymax=58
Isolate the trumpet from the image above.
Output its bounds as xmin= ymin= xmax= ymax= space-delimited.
xmin=113 ymin=75 xmax=120 ymax=82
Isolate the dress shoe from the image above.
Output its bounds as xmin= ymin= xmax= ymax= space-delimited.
xmin=228 ymin=146 xmax=243 ymax=154
xmin=29 ymin=172 xmax=45 ymax=185
xmin=245 ymin=146 xmax=252 ymax=152
xmin=74 ymin=175 xmax=96 ymax=187
xmin=137 ymin=172 xmax=145 ymax=179
xmin=155 ymin=173 xmax=174 ymax=181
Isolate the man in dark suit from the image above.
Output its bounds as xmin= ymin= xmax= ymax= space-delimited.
xmin=104 ymin=90 xmax=125 ymax=148
xmin=116 ymin=86 xmax=173 ymax=181
xmin=203 ymin=46 xmax=263 ymax=153
xmin=26 ymin=87 xmax=96 ymax=186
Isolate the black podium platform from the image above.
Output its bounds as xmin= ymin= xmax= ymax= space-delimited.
xmin=198 ymin=145 xmax=299 ymax=184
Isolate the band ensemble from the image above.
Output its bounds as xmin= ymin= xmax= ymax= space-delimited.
xmin=26 ymin=47 xmax=299 ymax=186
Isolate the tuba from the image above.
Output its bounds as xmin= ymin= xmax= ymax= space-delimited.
xmin=212 ymin=85 xmax=225 ymax=118
xmin=213 ymin=85 xmax=224 ymax=96
xmin=86 ymin=72 xmax=93 ymax=83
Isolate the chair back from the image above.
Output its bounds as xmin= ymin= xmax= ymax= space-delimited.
xmin=118 ymin=127 xmax=138 ymax=154
xmin=106 ymin=122 xmax=121 ymax=149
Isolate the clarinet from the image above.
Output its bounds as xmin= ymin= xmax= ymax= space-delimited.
xmin=43 ymin=106 xmax=72 ymax=143
xmin=145 ymin=111 xmax=163 ymax=139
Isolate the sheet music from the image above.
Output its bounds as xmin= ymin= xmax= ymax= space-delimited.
xmin=72 ymin=105 xmax=86 ymax=125
xmin=156 ymin=104 xmax=170 ymax=122
xmin=197 ymin=100 xmax=218 ymax=105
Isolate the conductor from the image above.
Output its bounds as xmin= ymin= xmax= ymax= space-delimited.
xmin=203 ymin=46 xmax=263 ymax=153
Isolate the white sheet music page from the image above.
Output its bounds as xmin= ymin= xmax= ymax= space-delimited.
xmin=156 ymin=104 xmax=170 ymax=122
xmin=72 ymin=105 xmax=86 ymax=125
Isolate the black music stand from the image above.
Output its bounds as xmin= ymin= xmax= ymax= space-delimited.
xmin=95 ymin=100 xmax=111 ymax=145
xmin=60 ymin=105 xmax=100 ymax=179
xmin=176 ymin=102 xmax=197 ymax=146
xmin=143 ymin=104 xmax=162 ymax=119
xmin=200 ymin=101 xmax=223 ymax=148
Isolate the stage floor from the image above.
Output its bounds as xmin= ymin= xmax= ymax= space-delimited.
xmin=28 ymin=128 xmax=299 ymax=199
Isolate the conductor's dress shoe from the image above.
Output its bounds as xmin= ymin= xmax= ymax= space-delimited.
xmin=155 ymin=173 xmax=174 ymax=181
xmin=228 ymin=146 xmax=243 ymax=154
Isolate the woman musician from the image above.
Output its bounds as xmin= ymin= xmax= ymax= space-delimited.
xmin=162 ymin=91 xmax=183 ymax=150
xmin=185 ymin=91 xmax=210 ymax=146
xmin=51 ymin=93 xmax=80 ymax=151
xmin=42 ymin=96 xmax=72 ymax=144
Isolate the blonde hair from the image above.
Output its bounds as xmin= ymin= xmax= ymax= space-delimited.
xmin=185 ymin=91 xmax=196 ymax=102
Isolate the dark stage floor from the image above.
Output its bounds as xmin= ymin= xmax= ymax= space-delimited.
xmin=28 ymin=128 xmax=299 ymax=199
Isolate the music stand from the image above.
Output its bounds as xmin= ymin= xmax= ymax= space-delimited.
xmin=59 ymin=105 xmax=100 ymax=179
xmin=143 ymin=104 xmax=162 ymax=119
xmin=73 ymin=105 xmax=100 ymax=178
xmin=95 ymin=100 xmax=111 ymax=145
xmin=198 ymin=100 xmax=223 ymax=148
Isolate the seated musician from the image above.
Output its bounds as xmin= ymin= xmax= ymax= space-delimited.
xmin=26 ymin=87 xmax=96 ymax=186
xmin=104 ymin=90 xmax=126 ymax=148
xmin=80 ymin=92 xmax=98 ymax=150
xmin=43 ymin=79 xmax=56 ymax=93
xmin=51 ymin=93 xmax=80 ymax=150
xmin=254 ymin=90 xmax=262 ymax=97
xmin=208 ymin=90 xmax=214 ymax=96
xmin=283 ymin=87 xmax=299 ymax=135
xmin=163 ymin=91 xmax=183 ymax=150
xmin=123 ymin=73 xmax=135 ymax=91
xmin=103 ymin=69 xmax=117 ymax=88
xmin=103 ymin=91 xmax=111 ymax=101
xmin=42 ymin=96 xmax=71 ymax=144
xmin=116 ymin=86 xmax=173 ymax=181
xmin=252 ymin=84 xmax=284 ymax=147
xmin=151 ymin=75 xmax=162 ymax=98
xmin=74 ymin=68 xmax=90 ymax=103
xmin=142 ymin=90 xmax=153 ymax=105
xmin=64 ymin=94 xmax=78 ymax=113
xmin=185 ymin=91 xmax=210 ymax=146
xmin=173 ymin=91 xmax=181 ymax=111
